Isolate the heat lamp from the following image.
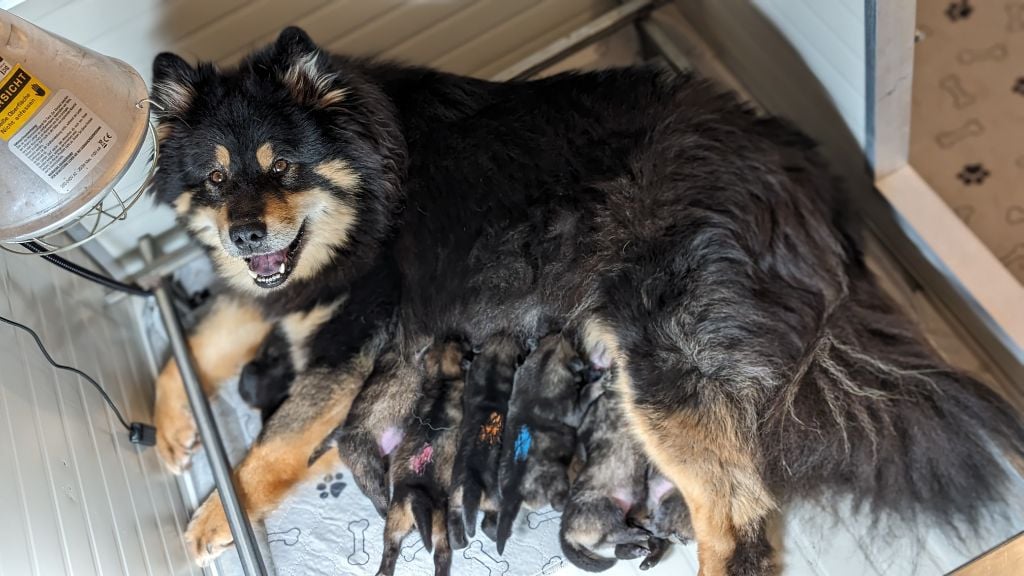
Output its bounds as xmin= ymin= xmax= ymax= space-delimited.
xmin=0 ymin=10 xmax=267 ymax=575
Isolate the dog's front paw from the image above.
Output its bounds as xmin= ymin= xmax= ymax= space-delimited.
xmin=186 ymin=492 xmax=234 ymax=566
xmin=155 ymin=394 xmax=198 ymax=474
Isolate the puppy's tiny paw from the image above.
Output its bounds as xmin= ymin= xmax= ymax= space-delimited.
xmin=185 ymin=493 xmax=234 ymax=566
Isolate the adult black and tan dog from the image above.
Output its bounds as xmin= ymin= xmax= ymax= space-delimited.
xmin=149 ymin=27 xmax=1024 ymax=574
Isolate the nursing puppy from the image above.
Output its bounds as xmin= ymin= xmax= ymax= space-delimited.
xmin=450 ymin=333 xmax=525 ymax=540
xmin=238 ymin=324 xmax=295 ymax=422
xmin=560 ymin=387 xmax=651 ymax=572
xmin=495 ymin=333 xmax=603 ymax=554
xmin=378 ymin=339 xmax=469 ymax=576
xmin=310 ymin=337 xmax=425 ymax=517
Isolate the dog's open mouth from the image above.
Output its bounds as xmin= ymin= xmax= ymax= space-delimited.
xmin=244 ymin=223 xmax=306 ymax=288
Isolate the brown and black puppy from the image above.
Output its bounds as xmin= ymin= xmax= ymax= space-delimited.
xmin=378 ymin=339 xmax=469 ymax=576
xmin=310 ymin=337 xmax=426 ymax=517
xmin=616 ymin=467 xmax=694 ymax=570
xmin=494 ymin=333 xmax=604 ymax=554
xmin=559 ymin=387 xmax=651 ymax=572
xmin=450 ymin=333 xmax=526 ymax=542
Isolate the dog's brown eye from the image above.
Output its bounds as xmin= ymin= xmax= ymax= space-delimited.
xmin=208 ymin=170 xmax=225 ymax=184
xmin=272 ymin=159 xmax=289 ymax=174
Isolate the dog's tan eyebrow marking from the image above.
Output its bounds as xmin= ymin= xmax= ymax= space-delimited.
xmin=314 ymin=159 xmax=360 ymax=189
xmin=257 ymin=143 xmax=275 ymax=171
xmin=215 ymin=145 xmax=231 ymax=169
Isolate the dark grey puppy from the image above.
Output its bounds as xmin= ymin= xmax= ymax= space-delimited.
xmin=495 ymin=333 xmax=605 ymax=554
xmin=559 ymin=387 xmax=651 ymax=572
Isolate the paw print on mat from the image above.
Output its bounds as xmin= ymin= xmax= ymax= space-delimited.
xmin=1014 ymin=77 xmax=1024 ymax=96
xmin=957 ymin=163 xmax=990 ymax=185
xmin=317 ymin=473 xmax=346 ymax=498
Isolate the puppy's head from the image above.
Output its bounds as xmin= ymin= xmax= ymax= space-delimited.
xmin=150 ymin=27 xmax=403 ymax=293
xmin=421 ymin=338 xmax=472 ymax=381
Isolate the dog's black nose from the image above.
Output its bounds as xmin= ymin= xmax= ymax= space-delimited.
xmin=230 ymin=221 xmax=267 ymax=250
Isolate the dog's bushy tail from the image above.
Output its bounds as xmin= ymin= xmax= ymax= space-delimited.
xmin=764 ymin=269 xmax=1024 ymax=528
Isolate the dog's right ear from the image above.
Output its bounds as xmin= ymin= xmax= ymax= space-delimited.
xmin=151 ymin=52 xmax=199 ymax=119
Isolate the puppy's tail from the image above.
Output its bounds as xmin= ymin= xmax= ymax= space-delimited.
xmin=495 ymin=423 xmax=531 ymax=554
xmin=559 ymin=529 xmax=615 ymax=572
xmin=494 ymin=484 xmax=523 ymax=555
xmin=765 ymin=269 xmax=1024 ymax=528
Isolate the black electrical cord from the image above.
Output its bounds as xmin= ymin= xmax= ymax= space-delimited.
xmin=23 ymin=241 xmax=152 ymax=297
xmin=4 ymin=243 xmax=158 ymax=444
xmin=0 ymin=310 xmax=156 ymax=446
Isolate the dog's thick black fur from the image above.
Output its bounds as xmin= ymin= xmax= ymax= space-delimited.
xmin=150 ymin=27 xmax=1024 ymax=573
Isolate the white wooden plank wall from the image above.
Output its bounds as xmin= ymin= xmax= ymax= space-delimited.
xmin=0 ymin=248 xmax=197 ymax=576
xmin=750 ymin=0 xmax=867 ymax=148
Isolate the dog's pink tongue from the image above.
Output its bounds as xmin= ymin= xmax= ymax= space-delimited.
xmin=248 ymin=248 xmax=287 ymax=276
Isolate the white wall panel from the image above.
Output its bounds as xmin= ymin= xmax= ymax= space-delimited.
xmin=751 ymin=0 xmax=867 ymax=147
xmin=0 ymin=248 xmax=196 ymax=576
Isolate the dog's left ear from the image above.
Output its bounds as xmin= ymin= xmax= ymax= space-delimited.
xmin=275 ymin=27 xmax=347 ymax=108
xmin=275 ymin=26 xmax=319 ymax=56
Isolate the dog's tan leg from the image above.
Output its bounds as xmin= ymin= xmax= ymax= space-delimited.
xmin=634 ymin=407 xmax=776 ymax=576
xmin=583 ymin=323 xmax=777 ymax=576
xmin=155 ymin=297 xmax=271 ymax=473
xmin=184 ymin=365 xmax=367 ymax=565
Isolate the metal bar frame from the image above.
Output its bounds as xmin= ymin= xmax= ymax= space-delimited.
xmin=141 ymin=236 xmax=268 ymax=576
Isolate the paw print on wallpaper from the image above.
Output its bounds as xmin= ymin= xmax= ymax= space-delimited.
xmin=317 ymin=473 xmax=346 ymax=499
xmin=946 ymin=0 xmax=973 ymax=22
xmin=957 ymin=163 xmax=990 ymax=185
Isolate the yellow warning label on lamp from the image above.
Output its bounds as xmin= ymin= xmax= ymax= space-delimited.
xmin=0 ymin=65 xmax=50 ymax=141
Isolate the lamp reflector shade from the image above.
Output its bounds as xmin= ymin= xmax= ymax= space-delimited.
xmin=0 ymin=9 xmax=150 ymax=243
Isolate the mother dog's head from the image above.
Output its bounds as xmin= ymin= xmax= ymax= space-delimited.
xmin=150 ymin=27 xmax=404 ymax=294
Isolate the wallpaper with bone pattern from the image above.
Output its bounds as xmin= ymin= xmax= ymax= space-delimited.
xmin=910 ymin=0 xmax=1024 ymax=284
